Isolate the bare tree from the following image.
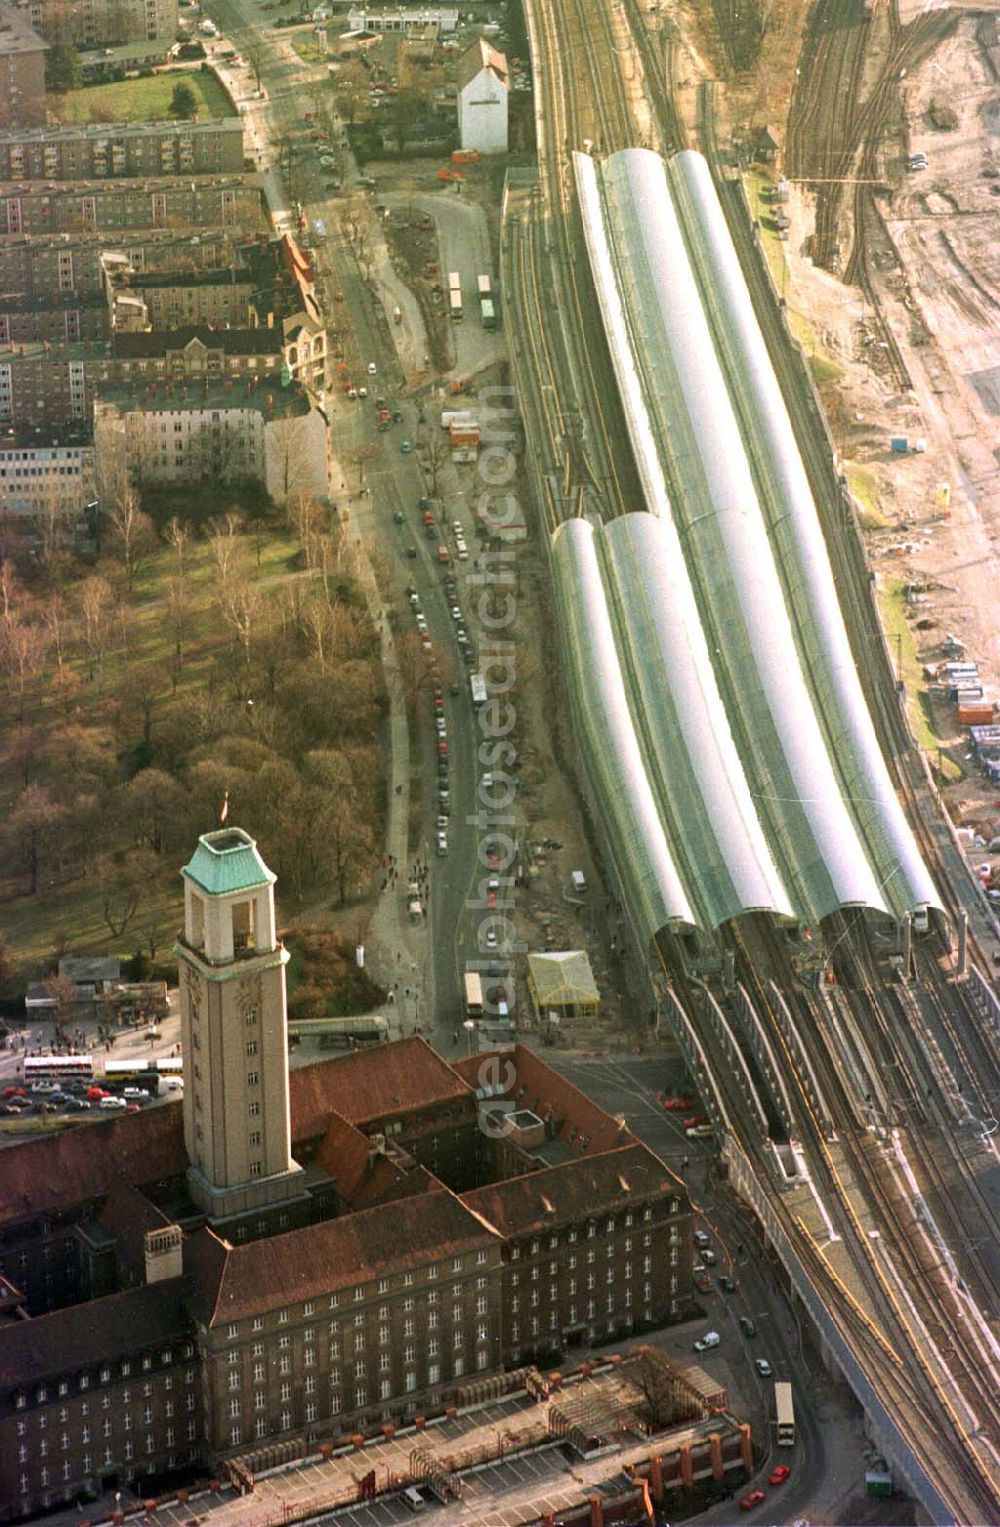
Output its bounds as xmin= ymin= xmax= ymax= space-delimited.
xmin=43 ymin=971 xmax=79 ymax=1032
xmin=164 ymin=516 xmax=190 ymax=580
xmin=629 ymin=1347 xmax=699 ymax=1431
xmin=422 ymin=426 xmax=450 ymax=496
xmin=77 ymin=575 xmax=114 ymax=684
xmin=95 ymin=850 xmax=156 ymax=938
xmin=107 ymin=486 xmax=158 ymax=593
xmin=245 ymin=38 xmax=265 ymax=90
xmin=8 ymin=783 xmax=63 ymax=895
xmin=0 ymin=618 xmax=47 ymax=721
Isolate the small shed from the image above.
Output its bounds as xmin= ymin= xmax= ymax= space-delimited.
xmin=58 ymin=956 xmax=121 ymax=999
xmin=527 ymin=950 xmax=599 ymax=1022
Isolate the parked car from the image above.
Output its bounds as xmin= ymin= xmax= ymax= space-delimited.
xmin=719 ymin=1274 xmax=737 ymax=1293
xmin=740 ymin=1491 xmax=765 ymax=1511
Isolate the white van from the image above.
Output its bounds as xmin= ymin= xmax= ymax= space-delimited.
xmin=100 ymin=1095 xmax=127 ymax=1111
xmin=693 ymin=1331 xmax=720 ymax=1353
xmin=400 ymin=1486 xmax=425 ymax=1512
xmin=571 ymin=870 xmax=587 ymax=893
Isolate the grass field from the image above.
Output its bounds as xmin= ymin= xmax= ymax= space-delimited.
xmin=846 ymin=463 xmax=890 ymax=530
xmin=879 ymin=575 xmax=962 ymax=781
xmin=50 ymin=70 xmax=236 ymax=124
xmin=292 ymin=38 xmax=329 ymax=64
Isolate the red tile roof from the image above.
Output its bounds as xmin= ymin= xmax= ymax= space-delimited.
xmin=0 ymin=1105 xmax=187 ymax=1228
xmin=312 ymin=1112 xmax=437 ymax=1209
xmin=462 ymin=1142 xmax=682 ymax=1237
xmin=0 ymin=1044 xmax=471 ymax=1227
xmin=0 ymin=1280 xmax=191 ymax=1391
xmin=290 ymin=1035 xmax=474 ymax=1134
xmin=460 ymin=1044 xmax=634 ymax=1157
xmin=185 ymin=1189 xmax=500 ymax=1325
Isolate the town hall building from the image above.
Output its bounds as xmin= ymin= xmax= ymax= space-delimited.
xmin=0 ymin=829 xmax=692 ymax=1522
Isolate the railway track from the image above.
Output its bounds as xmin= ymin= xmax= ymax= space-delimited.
xmin=513 ymin=0 xmax=1000 ymax=1507
xmin=735 ymin=917 xmax=1000 ymax=1517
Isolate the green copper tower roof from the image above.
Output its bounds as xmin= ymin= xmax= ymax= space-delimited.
xmin=182 ymin=828 xmax=275 ymax=896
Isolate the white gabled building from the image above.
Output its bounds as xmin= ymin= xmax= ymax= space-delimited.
xmin=346 ymin=6 xmax=457 ymax=33
xmin=457 ymin=38 xmax=508 ymax=155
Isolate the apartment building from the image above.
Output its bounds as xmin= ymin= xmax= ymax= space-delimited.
xmin=0 ymin=5 xmax=48 ymax=129
xmin=0 ymin=293 xmax=107 ymax=344
xmin=0 ymin=230 xmax=245 ymax=301
xmin=14 ymin=0 xmax=178 ymax=46
xmin=0 ymin=120 xmax=245 ymax=182
xmin=0 ymin=176 xmax=264 ymax=237
xmin=0 ymin=429 xmax=95 ymax=519
xmin=93 ymin=377 xmax=329 ymax=503
xmin=98 ymin=237 xmax=329 ymax=395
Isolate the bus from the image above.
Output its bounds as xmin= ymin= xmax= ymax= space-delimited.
xmin=775 ymin=1381 xmax=795 ymax=1447
xmin=480 ymin=297 xmax=496 ymax=330
xmin=287 ymin=1015 xmax=387 ymax=1048
xmin=20 ymin=1055 xmax=94 ymax=1085
xmin=464 ymin=971 xmax=483 ymax=1021
xmin=103 ymin=1055 xmax=182 ymax=1080
xmin=447 ymin=270 xmax=461 ymax=293
xmin=448 ymin=289 xmax=463 ymax=321
xmin=477 ymin=273 xmax=491 ymax=297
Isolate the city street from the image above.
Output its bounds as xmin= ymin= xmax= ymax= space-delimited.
xmin=205 ymin=0 xmax=508 ymax=1049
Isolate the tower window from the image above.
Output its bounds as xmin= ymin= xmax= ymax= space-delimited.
xmin=249 ymin=1162 xmax=262 ymax=1178
xmin=246 ymin=1040 xmax=258 ymax=1057
xmin=249 ymin=1131 xmax=261 ymax=1146
xmin=247 ymin=1072 xmax=259 ymax=1087
xmin=245 ymin=1008 xmax=258 ymax=1025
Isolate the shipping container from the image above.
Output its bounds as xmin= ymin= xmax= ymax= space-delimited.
xmin=959 ymin=704 xmax=996 ymax=727
xmin=890 ymin=436 xmax=909 ymax=453
xmin=477 ymin=273 xmax=492 ymax=297
xmin=950 ymin=684 xmax=983 ymax=702
xmin=480 ymin=296 xmax=496 ymax=329
xmin=448 ymin=288 xmax=463 ymax=320
xmin=447 ymin=270 xmax=461 ymax=292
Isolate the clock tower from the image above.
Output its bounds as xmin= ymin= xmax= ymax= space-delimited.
xmin=176 ymin=827 xmax=304 ymax=1224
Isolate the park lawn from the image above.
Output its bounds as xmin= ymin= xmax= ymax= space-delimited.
xmin=49 ymin=70 xmax=236 ymax=124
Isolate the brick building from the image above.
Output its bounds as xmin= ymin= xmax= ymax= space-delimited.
xmin=0 ymin=326 xmax=303 ymax=428
xmin=0 ymin=120 xmax=245 ymax=183
xmin=0 ymin=175 xmax=264 ymax=237
xmin=0 ymin=293 xmax=107 ymax=345
xmin=14 ymin=0 xmax=178 ymax=47
xmin=0 ymin=5 xmax=48 ymax=130
xmin=0 ymin=829 xmax=692 ymax=1522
